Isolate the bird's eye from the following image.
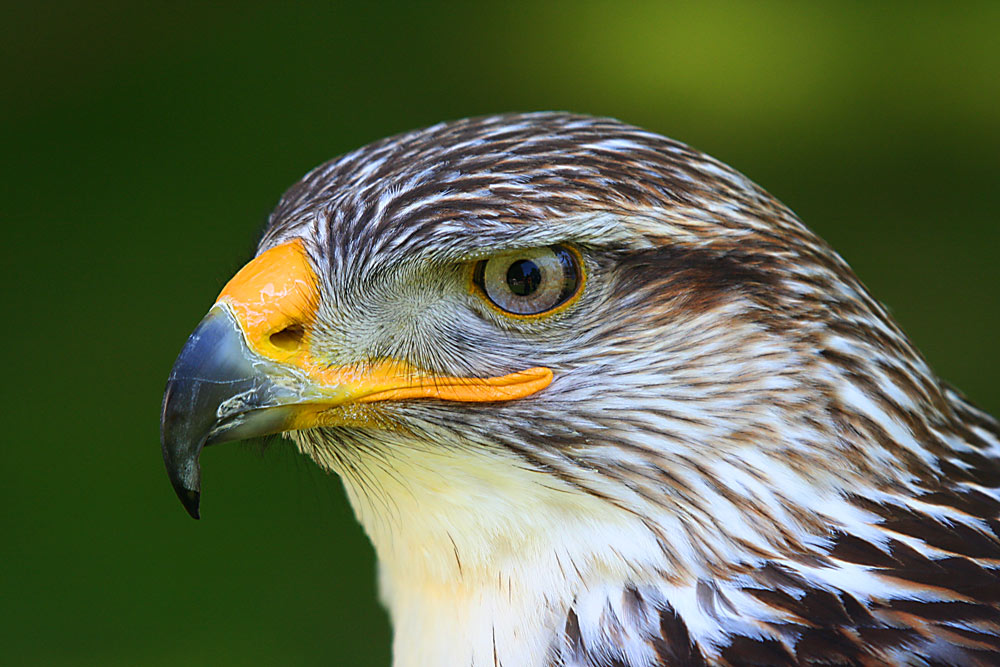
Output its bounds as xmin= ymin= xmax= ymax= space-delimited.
xmin=472 ymin=245 xmax=583 ymax=317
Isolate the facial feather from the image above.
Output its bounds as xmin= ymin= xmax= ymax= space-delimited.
xmin=237 ymin=112 xmax=1000 ymax=665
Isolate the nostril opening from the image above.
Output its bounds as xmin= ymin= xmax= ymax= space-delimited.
xmin=269 ymin=325 xmax=305 ymax=352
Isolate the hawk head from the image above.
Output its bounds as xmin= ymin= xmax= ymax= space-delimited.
xmin=161 ymin=113 xmax=1000 ymax=665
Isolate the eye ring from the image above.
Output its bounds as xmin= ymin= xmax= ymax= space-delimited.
xmin=471 ymin=245 xmax=584 ymax=319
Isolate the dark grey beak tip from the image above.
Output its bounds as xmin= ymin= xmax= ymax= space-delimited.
xmin=176 ymin=485 xmax=201 ymax=520
xmin=161 ymin=376 xmax=207 ymax=521
xmin=161 ymin=435 xmax=204 ymax=520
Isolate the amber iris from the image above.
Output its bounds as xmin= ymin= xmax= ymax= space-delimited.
xmin=473 ymin=245 xmax=582 ymax=316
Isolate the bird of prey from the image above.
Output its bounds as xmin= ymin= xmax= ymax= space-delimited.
xmin=161 ymin=113 xmax=1000 ymax=666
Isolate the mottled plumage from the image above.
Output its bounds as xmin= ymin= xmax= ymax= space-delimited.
xmin=163 ymin=113 xmax=1000 ymax=666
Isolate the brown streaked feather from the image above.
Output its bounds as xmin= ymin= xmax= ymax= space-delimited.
xmin=652 ymin=605 xmax=707 ymax=666
xmin=258 ymin=113 xmax=1000 ymax=666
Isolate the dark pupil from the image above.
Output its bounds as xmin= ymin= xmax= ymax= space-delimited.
xmin=506 ymin=259 xmax=542 ymax=296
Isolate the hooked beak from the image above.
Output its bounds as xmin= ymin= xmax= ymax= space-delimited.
xmin=160 ymin=240 xmax=553 ymax=519
xmin=160 ymin=305 xmax=303 ymax=519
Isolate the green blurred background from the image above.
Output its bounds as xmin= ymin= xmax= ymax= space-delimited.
xmin=3 ymin=2 xmax=998 ymax=665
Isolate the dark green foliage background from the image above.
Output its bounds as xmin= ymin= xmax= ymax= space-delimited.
xmin=3 ymin=2 xmax=998 ymax=664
